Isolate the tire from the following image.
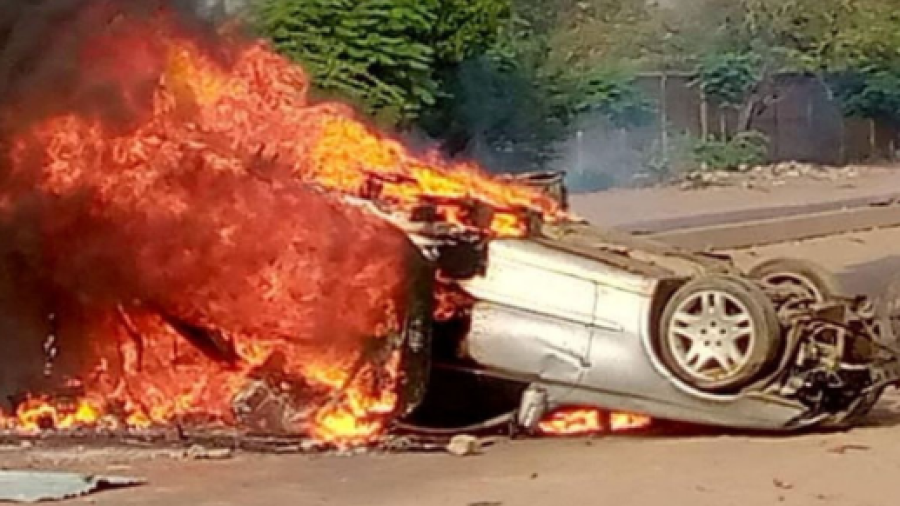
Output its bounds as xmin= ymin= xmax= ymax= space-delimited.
xmin=747 ymin=257 xmax=842 ymax=301
xmin=658 ymin=275 xmax=781 ymax=392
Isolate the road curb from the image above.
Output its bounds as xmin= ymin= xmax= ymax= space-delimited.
xmin=646 ymin=203 xmax=900 ymax=251
xmin=619 ymin=192 xmax=900 ymax=234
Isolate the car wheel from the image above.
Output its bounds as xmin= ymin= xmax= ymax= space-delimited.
xmin=747 ymin=257 xmax=842 ymax=301
xmin=659 ymin=275 xmax=781 ymax=392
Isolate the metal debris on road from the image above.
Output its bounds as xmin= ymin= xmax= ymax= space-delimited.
xmin=773 ymin=478 xmax=794 ymax=490
xmin=185 ymin=445 xmax=234 ymax=460
xmin=827 ymin=444 xmax=871 ymax=454
xmin=446 ymin=435 xmax=481 ymax=457
xmin=0 ymin=471 xmax=144 ymax=503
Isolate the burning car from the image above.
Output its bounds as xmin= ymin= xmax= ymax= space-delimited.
xmin=361 ymin=175 xmax=900 ymax=433
xmin=0 ymin=4 xmax=896 ymax=444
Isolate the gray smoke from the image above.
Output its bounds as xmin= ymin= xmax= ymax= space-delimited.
xmin=554 ymin=114 xmax=662 ymax=192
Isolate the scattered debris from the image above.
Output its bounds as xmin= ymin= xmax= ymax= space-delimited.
xmin=675 ymin=163 xmax=871 ymax=190
xmin=0 ymin=429 xmax=491 ymax=457
xmin=498 ymin=170 xmax=568 ymax=210
xmin=0 ymin=470 xmax=144 ymax=503
xmin=446 ymin=435 xmax=482 ymax=457
xmin=379 ymin=436 xmax=447 ymax=454
xmin=185 ymin=445 xmax=233 ymax=460
xmin=679 ymin=170 xmax=732 ymax=190
xmin=827 ymin=444 xmax=871 ymax=455
xmin=773 ymin=478 xmax=794 ymax=490
xmin=871 ymin=197 xmax=899 ymax=207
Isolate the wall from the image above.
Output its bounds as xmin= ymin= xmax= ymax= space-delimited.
xmin=635 ymin=72 xmax=898 ymax=165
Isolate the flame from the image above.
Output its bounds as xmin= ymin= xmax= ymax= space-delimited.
xmin=538 ymin=409 xmax=602 ymax=436
xmin=434 ymin=287 xmax=473 ymax=321
xmin=610 ymin=412 xmax=653 ymax=432
xmin=538 ymin=409 xmax=652 ymax=436
xmin=0 ymin=5 xmax=561 ymax=445
xmin=9 ymin=397 xmax=107 ymax=433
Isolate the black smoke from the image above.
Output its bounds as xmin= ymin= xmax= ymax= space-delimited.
xmin=0 ymin=0 xmax=237 ymax=130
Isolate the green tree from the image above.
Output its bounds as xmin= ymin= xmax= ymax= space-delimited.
xmin=825 ymin=0 xmax=900 ymax=124
xmin=725 ymin=0 xmax=900 ymax=124
xmin=431 ymin=0 xmax=510 ymax=64
xmin=253 ymin=0 xmax=509 ymax=126
xmin=646 ymin=0 xmax=900 ymax=128
xmin=421 ymin=0 xmax=655 ymax=171
xmin=694 ymin=52 xmax=762 ymax=107
xmin=419 ymin=5 xmax=572 ymax=171
xmin=570 ymin=69 xmax=654 ymax=128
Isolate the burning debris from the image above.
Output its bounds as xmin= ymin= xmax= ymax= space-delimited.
xmin=0 ymin=0 xmax=561 ymax=446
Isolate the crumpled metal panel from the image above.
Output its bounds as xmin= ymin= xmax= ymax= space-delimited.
xmin=0 ymin=471 xmax=144 ymax=503
xmin=467 ymin=302 xmax=591 ymax=386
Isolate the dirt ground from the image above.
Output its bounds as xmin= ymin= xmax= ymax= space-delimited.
xmin=6 ymin=226 xmax=900 ymax=505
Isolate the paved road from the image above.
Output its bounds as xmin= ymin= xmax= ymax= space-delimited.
xmin=570 ymin=166 xmax=900 ymax=231
xmin=6 ymin=425 xmax=900 ymax=506
xmin=6 ymin=226 xmax=900 ymax=506
xmin=727 ymin=226 xmax=900 ymax=297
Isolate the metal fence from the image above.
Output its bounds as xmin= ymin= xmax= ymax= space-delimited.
xmin=633 ymin=72 xmax=898 ymax=165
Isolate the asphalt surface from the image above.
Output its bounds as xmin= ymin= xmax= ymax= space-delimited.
xmin=726 ymin=224 xmax=900 ymax=298
xmin=8 ymin=182 xmax=900 ymax=506
xmin=573 ymin=166 xmax=900 ymax=231
xmin=6 ymin=425 xmax=900 ymax=506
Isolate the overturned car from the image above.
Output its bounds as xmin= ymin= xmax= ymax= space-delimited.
xmin=369 ymin=173 xmax=900 ymax=433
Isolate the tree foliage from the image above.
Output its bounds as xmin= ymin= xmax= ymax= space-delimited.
xmin=576 ymin=0 xmax=900 ymax=127
xmin=251 ymin=0 xmax=900 ymax=172
xmin=694 ymin=52 xmax=762 ymax=106
xmin=653 ymin=0 xmax=900 ymax=124
xmin=691 ymin=131 xmax=770 ymax=170
xmin=431 ymin=0 xmax=510 ymax=64
xmin=570 ymin=70 xmax=654 ymax=128
xmin=831 ymin=67 xmax=900 ymax=123
xmin=419 ymin=0 xmax=655 ymax=171
xmin=419 ymin=3 xmax=574 ymax=171
xmin=253 ymin=0 xmax=508 ymax=125
xmin=823 ymin=0 xmax=900 ymax=123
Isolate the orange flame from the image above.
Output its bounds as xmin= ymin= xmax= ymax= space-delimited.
xmin=0 ymin=6 xmax=564 ymax=445
xmin=8 ymin=397 xmax=106 ymax=433
xmin=538 ymin=409 xmax=652 ymax=436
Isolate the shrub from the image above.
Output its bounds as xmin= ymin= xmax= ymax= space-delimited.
xmin=691 ymin=131 xmax=769 ymax=170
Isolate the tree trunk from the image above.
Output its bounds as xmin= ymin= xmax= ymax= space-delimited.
xmin=738 ymin=73 xmax=779 ymax=133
